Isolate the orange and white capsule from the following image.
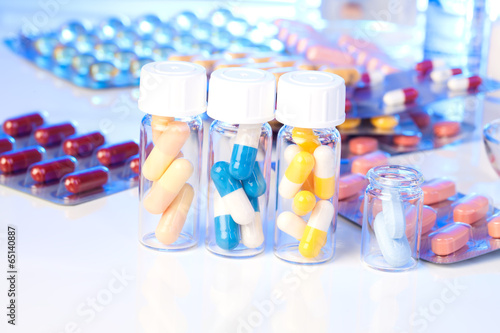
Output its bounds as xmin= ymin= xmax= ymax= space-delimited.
xmin=430 ymin=68 xmax=462 ymax=82
xmin=143 ymin=158 xmax=194 ymax=214
xmin=279 ymin=151 xmax=315 ymax=199
xmin=313 ymin=145 xmax=336 ymax=200
xmin=383 ymin=88 xmax=419 ymax=106
xmin=142 ymin=121 xmax=190 ymax=181
xmin=155 ymin=183 xmax=194 ymax=245
xmin=447 ymin=75 xmax=482 ymax=91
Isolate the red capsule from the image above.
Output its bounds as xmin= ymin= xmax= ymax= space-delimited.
xmin=63 ymin=132 xmax=105 ymax=157
xmin=96 ymin=141 xmax=139 ymax=166
xmin=30 ymin=156 xmax=76 ymax=183
xmin=0 ymin=136 xmax=15 ymax=154
xmin=129 ymin=155 xmax=140 ymax=174
xmin=0 ymin=147 xmax=44 ymax=173
xmin=3 ymin=112 xmax=45 ymax=137
xmin=34 ymin=123 xmax=76 ymax=146
xmin=64 ymin=167 xmax=109 ymax=194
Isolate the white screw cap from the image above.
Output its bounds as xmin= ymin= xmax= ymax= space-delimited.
xmin=276 ymin=70 xmax=346 ymax=128
xmin=138 ymin=61 xmax=207 ymax=117
xmin=207 ymin=67 xmax=276 ymax=124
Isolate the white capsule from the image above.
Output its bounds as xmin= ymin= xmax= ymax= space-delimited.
xmin=383 ymin=88 xmax=418 ymax=106
xmin=277 ymin=211 xmax=307 ymax=240
xmin=430 ymin=68 xmax=462 ymax=83
xmin=313 ymin=145 xmax=335 ymax=179
xmin=447 ymin=75 xmax=482 ymax=91
xmin=222 ymin=188 xmax=255 ymax=225
xmin=307 ymin=200 xmax=334 ymax=232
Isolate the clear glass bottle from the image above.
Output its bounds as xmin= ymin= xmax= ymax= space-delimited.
xmin=137 ymin=61 xmax=207 ymax=251
xmin=274 ymin=70 xmax=346 ymax=264
xmin=206 ymin=67 xmax=276 ymax=258
xmin=361 ymin=165 xmax=424 ymax=272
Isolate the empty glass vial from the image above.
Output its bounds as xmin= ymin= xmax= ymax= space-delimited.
xmin=206 ymin=67 xmax=276 ymax=257
xmin=361 ymin=165 xmax=424 ymax=272
xmin=274 ymin=71 xmax=346 ymax=264
xmin=138 ymin=61 xmax=206 ymax=251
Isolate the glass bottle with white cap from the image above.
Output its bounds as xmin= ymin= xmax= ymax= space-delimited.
xmin=206 ymin=67 xmax=276 ymax=258
xmin=137 ymin=61 xmax=206 ymax=251
xmin=274 ymin=70 xmax=346 ymax=264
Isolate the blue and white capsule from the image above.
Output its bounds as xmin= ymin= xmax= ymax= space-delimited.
xmin=242 ymin=162 xmax=266 ymax=198
xmin=211 ymin=161 xmax=255 ymax=225
xmin=229 ymin=124 xmax=262 ymax=180
xmin=241 ymin=197 xmax=265 ymax=248
xmin=214 ymin=191 xmax=240 ymax=250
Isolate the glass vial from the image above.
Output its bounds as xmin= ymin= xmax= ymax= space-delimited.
xmin=206 ymin=67 xmax=276 ymax=258
xmin=274 ymin=70 xmax=346 ymax=264
xmin=361 ymin=165 xmax=424 ymax=272
xmin=137 ymin=61 xmax=207 ymax=251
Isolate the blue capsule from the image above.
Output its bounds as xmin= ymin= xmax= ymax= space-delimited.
xmin=94 ymin=42 xmax=119 ymax=61
xmin=135 ymin=14 xmax=161 ymax=37
xmin=71 ymin=54 xmax=96 ymax=75
xmin=115 ymin=29 xmax=138 ymax=50
xmin=98 ymin=17 xmax=126 ymax=40
xmin=53 ymin=45 xmax=77 ymax=66
xmin=113 ymin=51 xmax=137 ymax=71
xmin=89 ymin=62 xmax=118 ymax=82
xmin=211 ymin=161 xmax=243 ymax=197
xmin=242 ymin=162 xmax=266 ymax=198
xmin=249 ymin=196 xmax=260 ymax=212
xmin=214 ymin=215 xmax=240 ymax=250
xmin=152 ymin=24 xmax=176 ymax=45
xmin=134 ymin=39 xmax=156 ymax=57
xmin=229 ymin=145 xmax=258 ymax=180
xmin=173 ymin=11 xmax=198 ymax=31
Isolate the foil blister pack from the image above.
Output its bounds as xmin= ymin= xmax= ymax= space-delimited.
xmin=0 ymin=112 xmax=139 ymax=205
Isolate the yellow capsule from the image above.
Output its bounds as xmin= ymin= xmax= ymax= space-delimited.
xmin=292 ymin=128 xmax=321 ymax=154
xmin=292 ymin=191 xmax=316 ymax=216
xmin=370 ymin=115 xmax=399 ymax=130
xmin=299 ymin=200 xmax=334 ymax=258
xmin=337 ymin=118 xmax=361 ymax=130
xmin=313 ymin=146 xmax=336 ymax=200
xmin=279 ymin=151 xmax=315 ymax=199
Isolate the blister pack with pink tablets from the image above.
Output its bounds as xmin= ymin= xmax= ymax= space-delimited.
xmin=337 ymin=176 xmax=500 ymax=264
xmin=0 ymin=112 xmax=139 ymax=205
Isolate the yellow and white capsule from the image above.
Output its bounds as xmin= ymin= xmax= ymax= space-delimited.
xmin=278 ymin=151 xmax=315 ymax=199
xmin=299 ymin=200 xmax=334 ymax=258
xmin=284 ymin=144 xmax=314 ymax=192
xmin=313 ymin=145 xmax=336 ymax=200
xmin=277 ymin=211 xmax=307 ymax=240
xmin=292 ymin=190 xmax=316 ymax=216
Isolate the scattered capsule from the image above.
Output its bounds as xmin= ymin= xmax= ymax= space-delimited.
xmin=321 ymin=66 xmax=360 ymax=85
xmin=277 ymin=211 xmax=307 ymax=240
xmin=229 ymin=124 xmax=261 ymax=180
xmin=97 ymin=141 xmax=139 ymax=166
xmin=241 ymin=162 xmax=267 ymax=198
xmin=155 ymin=183 xmax=194 ymax=245
xmin=393 ymin=133 xmax=421 ymax=147
xmin=292 ymin=127 xmax=320 ymax=154
xmin=351 ymin=151 xmax=389 ymax=175
xmin=383 ymin=88 xmax=418 ymax=106
xmin=0 ymin=147 xmax=44 ymax=174
xmin=415 ymin=59 xmax=446 ymax=73
xmin=0 ymin=136 xmax=14 ymax=154
xmin=313 ymin=146 xmax=336 ymax=200
xmin=64 ymin=166 xmax=109 ymax=194
xmin=211 ymin=161 xmax=255 ymax=225
xmin=422 ymin=178 xmax=456 ymax=205
xmin=337 ymin=118 xmax=361 ymax=130
xmin=292 ymin=191 xmax=316 ymax=216
xmin=430 ymin=68 xmax=462 ymax=82
xmin=129 ymin=155 xmax=140 ymax=174
xmin=487 ymin=215 xmax=500 ymax=238
xmin=143 ymin=158 xmax=193 ymax=215
xmin=338 ymin=173 xmax=368 ymax=200
xmin=349 ymin=137 xmax=378 ymax=155
xmin=142 ymin=121 xmax=190 ymax=181
xmin=447 ymin=75 xmax=482 ymax=91
xmin=241 ymin=197 xmax=265 ymax=248
xmin=430 ymin=223 xmax=471 ymax=256
xmin=299 ymin=200 xmax=334 ymax=258
xmin=63 ymin=132 xmax=105 ymax=157
xmin=30 ymin=156 xmax=76 ymax=183
xmin=361 ymin=70 xmax=385 ymax=86
xmin=279 ymin=151 xmax=315 ymax=199
xmin=34 ymin=123 xmax=76 ymax=146
xmin=213 ymin=190 xmax=240 ymax=250
xmin=453 ymin=194 xmax=490 ymax=224
xmin=371 ymin=115 xmax=400 ymax=130
xmin=3 ymin=112 xmax=44 ymax=137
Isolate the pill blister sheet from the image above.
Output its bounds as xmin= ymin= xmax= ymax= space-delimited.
xmin=338 ymin=192 xmax=500 ymax=264
xmin=347 ymin=70 xmax=500 ymax=119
